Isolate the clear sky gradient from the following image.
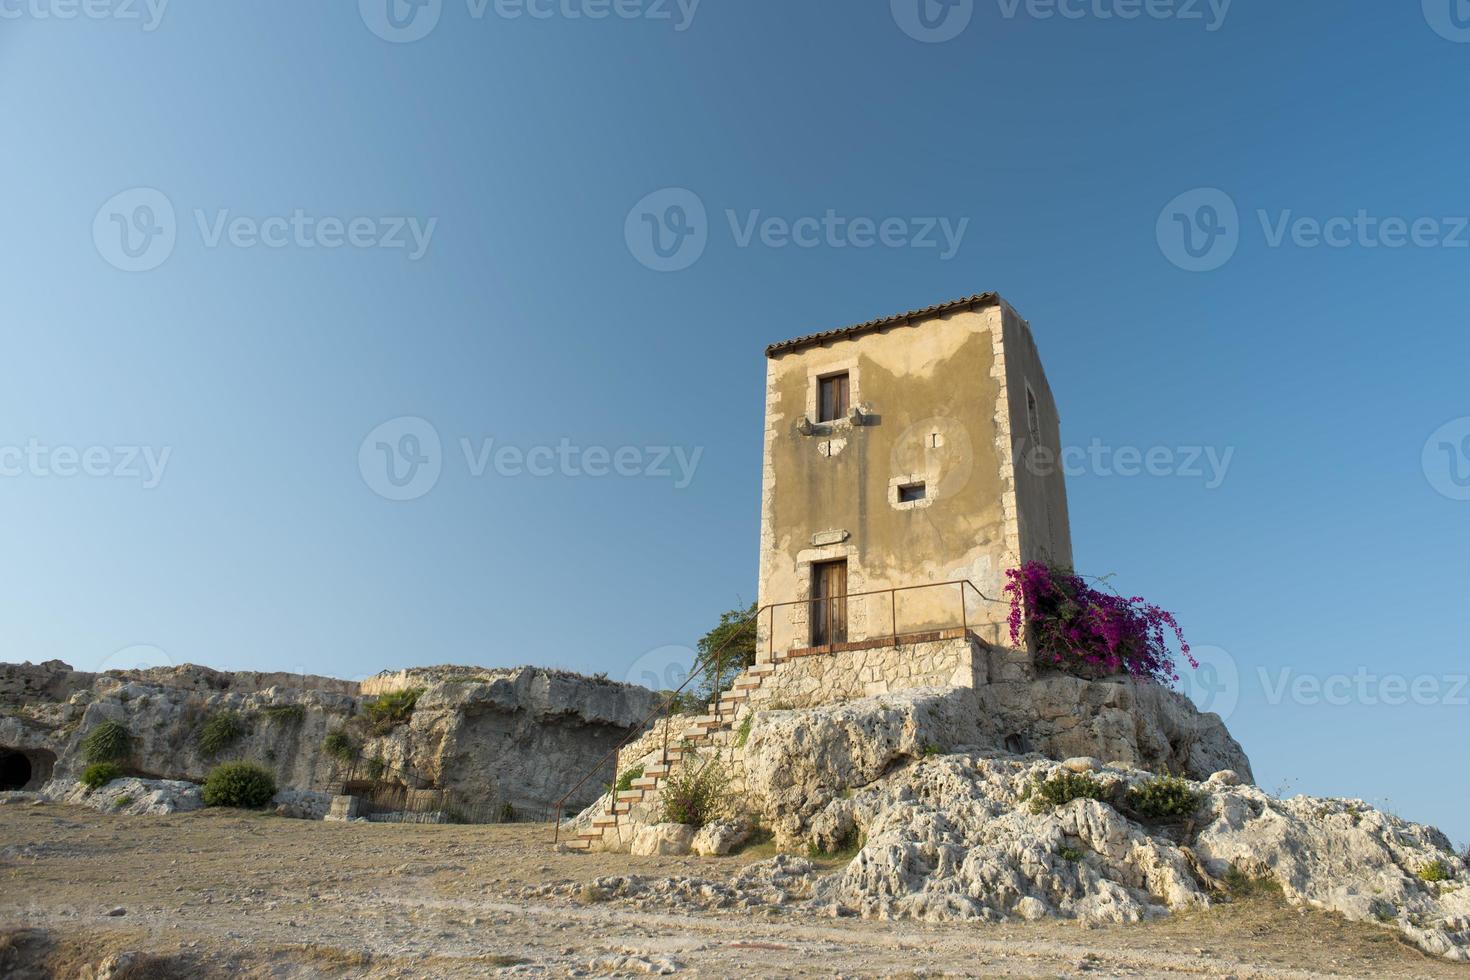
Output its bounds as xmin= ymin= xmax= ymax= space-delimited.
xmin=2 ymin=3 xmax=1466 ymax=840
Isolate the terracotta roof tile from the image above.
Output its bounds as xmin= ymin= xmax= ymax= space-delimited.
xmin=764 ymin=292 xmax=1001 ymax=357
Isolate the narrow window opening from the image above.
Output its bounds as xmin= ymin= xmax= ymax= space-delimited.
xmin=1026 ymin=385 xmax=1041 ymax=444
xmin=817 ymin=373 xmax=850 ymax=423
xmin=898 ymin=482 xmax=927 ymax=503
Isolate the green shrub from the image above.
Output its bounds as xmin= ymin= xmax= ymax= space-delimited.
xmin=366 ymin=757 xmax=385 ymax=780
xmin=80 ymin=762 xmax=123 ymax=789
xmin=499 ymin=802 xmax=516 ymax=823
xmin=615 ymin=764 xmax=644 ymax=794
xmin=1128 ymin=776 xmax=1203 ymax=821
xmin=80 ymin=720 xmax=131 ymax=765
xmin=1028 ymin=771 xmax=1109 ymax=814
xmin=1419 ymin=859 xmax=1452 ymax=883
xmin=921 ymin=743 xmax=941 ymax=758
xmin=201 ymin=762 xmax=277 ymax=808
xmin=1059 ymin=846 xmax=1086 ymax=862
xmin=364 ymin=688 xmax=423 ymax=730
xmin=260 ymin=704 xmax=305 ymax=724
xmin=114 ymin=795 xmax=134 ymax=809
xmin=323 ymin=730 xmax=357 ymax=761
xmin=196 ymin=711 xmax=246 ymax=757
xmin=734 ymin=714 xmax=754 ymax=748
xmin=658 ymin=759 xmax=729 ymax=828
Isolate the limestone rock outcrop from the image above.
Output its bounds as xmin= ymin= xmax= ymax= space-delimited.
xmin=0 ymin=660 xmax=656 ymax=818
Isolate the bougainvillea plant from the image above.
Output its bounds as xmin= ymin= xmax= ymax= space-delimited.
xmin=1004 ymin=562 xmax=1198 ymax=686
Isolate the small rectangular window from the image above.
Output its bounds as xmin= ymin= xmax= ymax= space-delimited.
xmin=898 ymin=482 xmax=926 ymax=503
xmin=818 ymin=373 xmax=850 ymax=423
xmin=1026 ymin=385 xmax=1041 ymax=443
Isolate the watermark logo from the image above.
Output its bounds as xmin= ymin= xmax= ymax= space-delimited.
xmin=1423 ymin=417 xmax=1470 ymax=501
xmin=1157 ymin=187 xmax=1239 ymax=272
xmin=361 ymin=0 xmax=442 ymax=43
xmin=624 ymin=644 xmax=694 ymax=692
xmin=1259 ymin=667 xmax=1469 ymax=708
xmin=1019 ymin=439 xmax=1236 ymax=489
xmin=460 ymin=437 xmax=702 ymax=488
xmin=359 ymin=417 xmax=443 ymax=501
xmin=94 ymin=188 xmax=436 ymax=272
xmin=0 ymin=439 xmax=172 ymax=488
xmin=93 ymin=643 xmax=174 ymax=674
xmin=0 ymin=0 xmax=169 ymax=30
xmin=625 ymin=188 xmax=970 ymax=272
xmin=1423 ymin=0 xmax=1470 ymax=42
xmin=1178 ymin=644 xmax=1239 ymax=721
xmin=996 ymin=0 xmax=1231 ymax=31
xmin=625 ymin=187 xmax=708 ymax=272
xmin=892 ymin=0 xmax=974 ymax=43
xmin=93 ymin=187 xmax=176 ymax=273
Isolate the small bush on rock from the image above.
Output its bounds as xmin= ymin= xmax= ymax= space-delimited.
xmin=1420 ymin=860 xmax=1452 ymax=883
xmin=80 ymin=762 xmax=123 ymax=789
xmin=114 ymin=795 xmax=134 ymax=809
xmin=201 ymin=762 xmax=277 ymax=808
xmin=80 ymin=720 xmax=132 ymax=765
xmin=196 ymin=710 xmax=245 ymax=757
xmin=659 ymin=759 xmax=729 ymax=828
xmin=1128 ymin=776 xmax=1203 ymax=821
xmin=364 ymin=688 xmax=423 ymax=731
xmin=260 ymin=704 xmax=305 ymax=724
xmin=1027 ymin=771 xmax=1110 ymax=814
xmin=323 ymin=731 xmax=357 ymax=761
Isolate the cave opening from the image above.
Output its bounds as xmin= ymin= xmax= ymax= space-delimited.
xmin=0 ymin=750 xmax=32 ymax=791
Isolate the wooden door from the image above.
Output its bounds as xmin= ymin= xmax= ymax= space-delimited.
xmin=811 ymin=560 xmax=848 ymax=646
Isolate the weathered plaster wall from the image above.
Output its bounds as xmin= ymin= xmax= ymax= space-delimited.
xmin=1000 ymin=302 xmax=1074 ymax=567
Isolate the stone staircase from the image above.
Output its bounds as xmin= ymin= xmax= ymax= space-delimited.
xmin=564 ymin=660 xmax=781 ymax=851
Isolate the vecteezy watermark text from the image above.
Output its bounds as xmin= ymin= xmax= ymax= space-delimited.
xmin=1260 ymin=667 xmax=1470 ymax=708
xmin=360 ymin=0 xmax=699 ymax=43
xmin=1019 ymin=439 xmax=1235 ymax=489
xmin=891 ymin=0 xmax=1230 ymax=43
xmin=0 ymin=0 xmax=168 ymax=30
xmin=624 ymin=188 xmax=969 ymax=272
xmin=94 ymin=188 xmax=437 ymax=272
xmin=358 ymin=417 xmax=703 ymax=500
xmin=0 ymin=440 xmax=171 ymax=488
xmin=1158 ymin=187 xmax=1470 ymax=272
xmin=460 ymin=437 xmax=702 ymax=487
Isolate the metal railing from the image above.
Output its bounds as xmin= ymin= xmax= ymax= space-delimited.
xmin=548 ymin=579 xmax=1006 ymax=842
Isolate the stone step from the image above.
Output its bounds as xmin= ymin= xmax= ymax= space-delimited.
xmin=616 ymin=790 xmax=644 ymax=802
xmin=629 ymin=777 xmax=658 ymax=790
xmin=565 ymin=839 xmax=591 ymax=851
xmin=577 ymin=829 xmax=603 ymax=840
xmin=690 ymin=715 xmax=719 ymax=726
xmin=591 ymin=815 xmax=618 ymax=828
xmin=719 ymin=689 xmax=748 ymax=702
xmin=612 ymin=802 xmax=631 ymax=814
xmin=645 ymin=765 xmax=670 ymax=776
xmin=747 ymin=664 xmax=776 ymax=676
xmin=733 ymin=679 xmax=762 ymax=690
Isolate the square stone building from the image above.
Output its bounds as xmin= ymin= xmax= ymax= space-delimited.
xmin=753 ymin=292 xmax=1072 ymax=682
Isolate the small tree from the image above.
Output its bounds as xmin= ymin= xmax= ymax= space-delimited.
xmin=695 ymin=602 xmax=758 ymax=701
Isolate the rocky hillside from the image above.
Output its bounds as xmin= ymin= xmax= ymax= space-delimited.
xmin=574 ymin=687 xmax=1469 ymax=962
xmin=0 ymin=660 xmax=656 ymax=818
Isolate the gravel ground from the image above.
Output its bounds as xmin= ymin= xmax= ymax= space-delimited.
xmin=2 ymin=803 xmax=1467 ymax=978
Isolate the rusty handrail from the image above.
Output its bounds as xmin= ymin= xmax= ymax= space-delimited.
xmin=549 ymin=579 xmax=1007 ymax=842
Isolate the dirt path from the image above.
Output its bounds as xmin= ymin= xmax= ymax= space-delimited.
xmin=2 ymin=804 xmax=1465 ymax=978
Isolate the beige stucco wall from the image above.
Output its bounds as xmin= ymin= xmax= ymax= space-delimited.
xmin=749 ymin=636 xmax=986 ymax=709
xmin=756 ymin=298 xmax=1071 ymax=659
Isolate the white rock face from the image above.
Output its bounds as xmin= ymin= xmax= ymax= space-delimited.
xmin=732 ymin=691 xmax=1468 ymax=960
xmin=49 ymin=777 xmax=204 ymax=816
xmin=692 ymin=817 xmax=754 ymax=857
xmin=630 ymin=822 xmax=696 ymax=856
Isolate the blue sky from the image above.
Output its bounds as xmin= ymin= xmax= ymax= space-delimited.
xmin=2 ymin=3 xmax=1467 ymax=840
